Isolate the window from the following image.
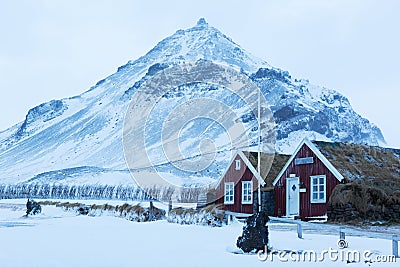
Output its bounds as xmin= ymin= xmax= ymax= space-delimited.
xmin=235 ymin=160 xmax=241 ymax=170
xmin=224 ymin=182 xmax=234 ymax=204
xmin=242 ymin=181 xmax=253 ymax=204
xmin=310 ymin=175 xmax=326 ymax=203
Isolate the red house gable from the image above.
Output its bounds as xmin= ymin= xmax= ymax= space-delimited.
xmin=272 ymin=138 xmax=344 ymax=220
xmin=214 ymin=151 xmax=265 ymax=215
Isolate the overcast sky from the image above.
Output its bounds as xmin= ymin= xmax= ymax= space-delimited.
xmin=0 ymin=0 xmax=399 ymax=148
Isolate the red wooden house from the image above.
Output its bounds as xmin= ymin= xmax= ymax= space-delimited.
xmin=272 ymin=138 xmax=344 ymax=220
xmin=214 ymin=151 xmax=266 ymax=216
xmin=210 ymin=138 xmax=398 ymax=220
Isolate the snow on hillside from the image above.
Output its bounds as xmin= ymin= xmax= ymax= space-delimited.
xmin=131 ymin=18 xmax=270 ymax=73
xmin=0 ymin=18 xmax=386 ymax=187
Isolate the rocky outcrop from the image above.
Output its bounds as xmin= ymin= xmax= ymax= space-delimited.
xmin=26 ymin=199 xmax=41 ymax=216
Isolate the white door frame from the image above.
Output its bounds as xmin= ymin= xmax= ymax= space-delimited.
xmin=286 ymin=177 xmax=300 ymax=217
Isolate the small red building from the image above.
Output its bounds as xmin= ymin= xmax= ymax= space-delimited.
xmin=272 ymin=138 xmax=344 ymax=220
xmin=214 ymin=151 xmax=266 ymax=216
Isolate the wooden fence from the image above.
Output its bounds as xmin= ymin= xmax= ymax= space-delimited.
xmin=269 ymin=217 xmax=399 ymax=258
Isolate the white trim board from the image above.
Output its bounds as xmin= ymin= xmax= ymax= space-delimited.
xmin=214 ymin=150 xmax=265 ymax=190
xmin=272 ymin=138 xmax=344 ymax=186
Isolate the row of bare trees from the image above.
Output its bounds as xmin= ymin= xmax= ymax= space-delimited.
xmin=0 ymin=183 xmax=209 ymax=203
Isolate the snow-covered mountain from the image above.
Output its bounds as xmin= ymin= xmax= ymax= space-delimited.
xmin=0 ymin=18 xmax=385 ymax=187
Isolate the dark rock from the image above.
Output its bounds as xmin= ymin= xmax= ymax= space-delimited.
xmin=250 ymin=68 xmax=290 ymax=83
xmin=146 ymin=63 xmax=169 ymax=76
xmin=273 ymin=106 xmax=299 ymax=124
xmin=236 ymin=211 xmax=269 ymax=253
xmin=26 ymin=199 xmax=41 ymax=216
xmin=77 ymin=206 xmax=90 ymax=215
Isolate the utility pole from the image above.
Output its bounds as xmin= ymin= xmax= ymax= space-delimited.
xmin=257 ymin=88 xmax=261 ymax=212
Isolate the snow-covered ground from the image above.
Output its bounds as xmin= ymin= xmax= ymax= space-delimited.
xmin=0 ymin=199 xmax=398 ymax=267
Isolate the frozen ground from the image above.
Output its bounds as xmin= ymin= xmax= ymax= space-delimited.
xmin=0 ymin=199 xmax=398 ymax=267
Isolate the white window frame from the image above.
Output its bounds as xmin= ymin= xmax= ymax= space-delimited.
xmin=235 ymin=159 xmax=241 ymax=170
xmin=224 ymin=182 xmax=234 ymax=204
xmin=310 ymin=175 xmax=326 ymax=203
xmin=241 ymin=181 xmax=253 ymax=204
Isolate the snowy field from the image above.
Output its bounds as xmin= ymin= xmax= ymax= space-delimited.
xmin=0 ymin=199 xmax=398 ymax=267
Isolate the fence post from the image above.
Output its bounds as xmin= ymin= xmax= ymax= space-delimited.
xmin=168 ymin=200 xmax=172 ymax=215
xmin=297 ymin=223 xmax=303 ymax=239
xmin=339 ymin=229 xmax=345 ymax=241
xmin=149 ymin=201 xmax=154 ymax=221
xmin=393 ymin=236 xmax=399 ymax=258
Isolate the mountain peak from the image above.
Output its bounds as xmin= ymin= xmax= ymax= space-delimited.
xmin=130 ymin=18 xmax=269 ymax=73
xmin=196 ymin=18 xmax=208 ymax=27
